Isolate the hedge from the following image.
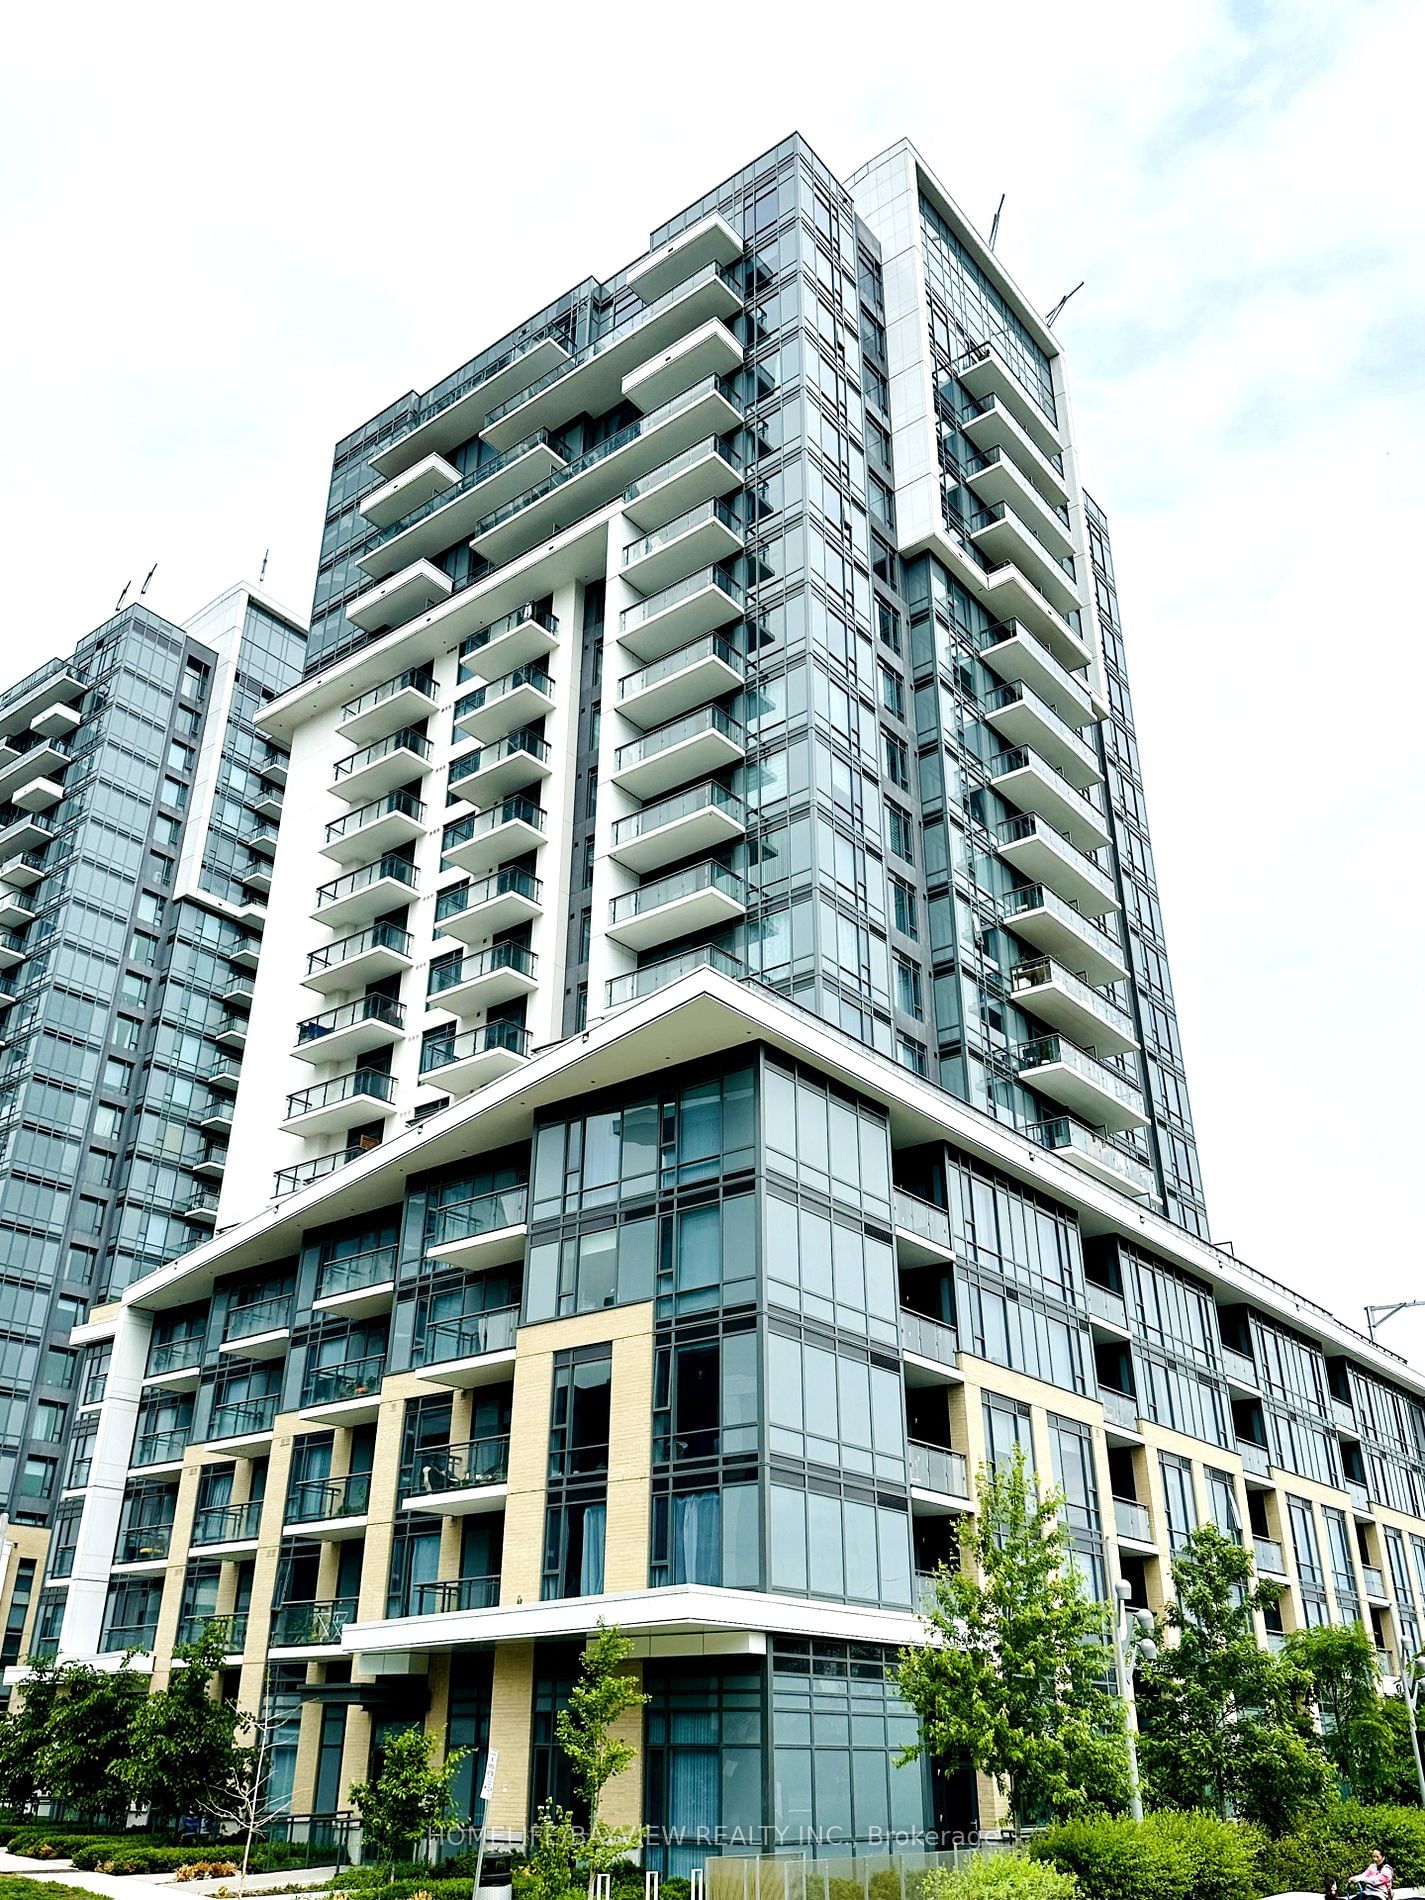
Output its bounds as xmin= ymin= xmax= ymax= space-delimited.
xmin=1260 ymin=1804 xmax=1425 ymax=1893
xmin=922 ymin=1857 xmax=1077 ymax=1900
xmin=1030 ymin=1811 xmax=1262 ymax=1900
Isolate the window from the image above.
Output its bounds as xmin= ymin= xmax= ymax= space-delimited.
xmin=1157 ymin=1452 xmax=1196 ymax=1552
xmin=34 ymin=1401 xmax=66 ymax=1443
xmin=878 ymin=664 xmax=905 ymax=719
xmin=890 ymin=874 xmax=918 ymax=938
xmin=885 ymin=803 xmax=914 ymax=865
xmin=548 ymin=1351 xmax=612 ymax=1481
xmin=983 ymin=1395 xmax=1033 ymax=1475
xmin=893 ymin=957 xmax=923 ymax=1021
xmin=881 ymin=729 xmax=909 ymax=790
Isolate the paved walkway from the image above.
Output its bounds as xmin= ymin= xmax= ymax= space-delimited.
xmin=0 ymin=1854 xmax=340 ymax=1900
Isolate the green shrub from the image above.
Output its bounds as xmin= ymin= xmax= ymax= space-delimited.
xmin=1030 ymin=1811 xmax=1259 ymax=1900
xmin=922 ymin=1857 xmax=1077 ymax=1900
xmin=1262 ymin=1802 xmax=1425 ymax=1893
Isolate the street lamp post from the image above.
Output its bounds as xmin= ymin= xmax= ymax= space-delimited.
xmin=1400 ymin=1649 xmax=1425 ymax=1811
xmin=1112 ymin=1578 xmax=1158 ymax=1823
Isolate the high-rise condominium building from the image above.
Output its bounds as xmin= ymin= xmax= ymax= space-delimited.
xmin=24 ymin=137 xmax=1422 ymax=1853
xmin=0 ymin=585 xmax=304 ymax=1680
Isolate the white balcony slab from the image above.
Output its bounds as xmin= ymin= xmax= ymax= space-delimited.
xmin=454 ymin=672 xmax=555 ymax=745
xmin=621 ymin=500 xmax=743 ymax=595
xmin=606 ymin=869 xmax=746 ymax=954
xmin=359 ymin=436 xmax=567 ymax=582
xmin=346 ymin=560 xmax=453 ymax=635
xmin=369 ymin=336 xmax=571 ymax=479
xmin=622 ymin=440 xmax=742 ymax=534
xmin=617 ymin=638 xmax=743 ymax=730
xmin=618 ymin=572 xmax=743 ymax=665
xmin=611 ymin=716 xmax=744 ymax=803
xmin=1010 ymin=963 xmax=1139 ymax=1057
xmin=980 ymin=623 xmax=1095 ymax=728
xmin=608 ymin=783 xmax=746 ymax=876
xmin=627 ymin=212 xmax=743 ymax=302
xmin=991 ymin=750 xmax=1110 ymax=853
xmin=996 ymin=816 xmax=1117 ymax=917
xmin=359 ymin=452 xmax=460 ymax=529
xmin=338 ymin=672 xmax=440 ymax=745
xmin=622 ymin=318 xmax=743 ymax=412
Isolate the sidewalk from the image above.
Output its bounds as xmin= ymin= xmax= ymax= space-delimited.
xmin=0 ymin=1854 xmax=339 ymax=1900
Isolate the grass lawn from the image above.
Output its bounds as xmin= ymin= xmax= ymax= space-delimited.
xmin=0 ymin=1884 xmax=103 ymax=1900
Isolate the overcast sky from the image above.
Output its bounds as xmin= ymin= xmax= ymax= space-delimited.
xmin=3 ymin=0 xmax=1421 ymax=1347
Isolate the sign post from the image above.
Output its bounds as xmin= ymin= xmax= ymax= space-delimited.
xmin=471 ymin=1750 xmax=499 ymax=1900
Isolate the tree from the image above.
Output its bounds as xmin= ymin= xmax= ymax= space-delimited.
xmin=121 ymin=1624 xmax=249 ymax=1825
xmin=40 ymin=1655 xmax=145 ymax=1822
xmin=895 ymin=1448 xmax=1130 ymax=1830
xmin=1137 ymin=1524 xmax=1333 ymax=1829
xmin=0 ymin=1655 xmax=63 ymax=1814
xmin=349 ymin=1725 xmax=467 ymax=1873
xmin=207 ymin=1709 xmax=289 ymax=1898
xmin=554 ymin=1621 xmax=650 ymax=1871
xmin=1285 ymin=1622 xmax=1412 ymax=1801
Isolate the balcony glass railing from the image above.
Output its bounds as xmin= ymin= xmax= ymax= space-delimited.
xmin=0 ymin=654 xmax=83 ymax=714
xmin=907 ymin=1440 xmax=969 ymax=1499
xmin=1237 ymin=1437 xmax=1270 ymax=1477
xmin=449 ymin=729 xmax=548 ymax=788
xmin=332 ymin=727 xmax=432 ymax=787
xmin=1254 ymin=1536 xmax=1286 ymax=1574
xmin=372 ymin=429 xmax=560 ymax=548
xmin=323 ymin=788 xmax=425 ymax=847
xmin=412 ymin=1576 xmax=500 ymax=1614
xmin=402 ymin=1432 xmax=511 ymax=1495
xmin=420 ymin=1020 xmax=531 ymax=1078
xmin=102 ymin=1618 xmax=160 ymax=1654
xmin=611 ymin=780 xmax=743 ymax=846
xmin=1346 ymin=1476 xmax=1371 ymax=1511
xmin=610 ymin=859 xmax=742 ymax=924
xmin=1113 ymin=1497 xmax=1151 ymax=1542
xmin=435 ymin=870 xmax=543 ymax=931
xmin=605 ymin=943 xmax=743 ymax=1008
xmin=297 ymin=994 xmax=405 ymax=1047
xmin=286 ymin=1470 xmax=373 ymax=1523
xmin=615 ymin=705 xmax=742 ymax=772
xmin=459 ymin=604 xmax=559 ymax=665
xmin=1011 ymin=959 xmax=1137 ymax=1044
xmin=270 ymin=1598 xmax=357 ymax=1646
xmin=274 ymin=1142 xmax=379 ymax=1198
xmin=455 ymin=663 xmax=554 ymax=725
xmin=1101 ymin=1389 xmax=1140 ymax=1431
xmin=413 ymin=1305 xmax=520 ymax=1367
xmin=991 ymin=745 xmax=1100 ymax=819
xmin=893 ymin=1189 xmax=954 ymax=1254
xmin=177 ymin=1610 xmax=248 ymax=1649
xmin=132 ymin=1428 xmax=190 ymax=1467
xmin=442 ymin=795 xmax=545 ymax=857
xmin=1221 ymin=1344 xmax=1257 ymax=1385
xmin=210 ymin=1393 xmax=279 ymax=1440
xmin=1001 ymin=882 xmax=1122 ymax=961
xmin=1016 ymin=1035 xmax=1145 ymax=1115
xmin=986 ymin=680 xmax=1096 ymax=767
xmin=118 ymin=1523 xmax=173 ymax=1564
xmin=306 ymin=920 xmax=412 ymax=978
xmin=148 ymin=1335 xmax=204 ymax=1376
xmin=624 ymin=435 xmax=740 ymax=507
xmin=1028 ymin=1117 xmax=1154 ymax=1194
xmin=427 ymin=1188 xmax=528 ymax=1250
xmin=1086 ymin=1282 xmax=1128 ymax=1329
xmin=385 ymin=331 xmax=569 ymax=455
xmin=619 ymin=562 xmax=742 ymax=634
xmin=899 ymin=1309 xmax=959 ymax=1366
xmin=623 ymin=498 xmax=739 ymax=566
xmin=429 ymin=942 xmax=537 ymax=998
xmin=996 ymin=812 xmax=1115 ymax=900
xmin=314 ymin=854 xmax=417 ymax=911
xmin=302 ymin=1353 xmax=385 ymax=1409
xmin=191 ymin=1499 xmax=263 ymax=1546
xmin=341 ymin=667 xmax=436 ymax=724
xmin=285 ymin=1068 xmax=395 ymax=1121
xmin=225 ymin=1292 xmax=294 ymax=1341
xmin=316 ymin=1244 xmax=398 ymax=1300
xmin=1363 ymin=1564 xmax=1388 ymax=1597
xmin=619 ymin=633 xmax=744 ymax=702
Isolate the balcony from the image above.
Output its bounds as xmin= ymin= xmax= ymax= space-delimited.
xmin=893 ymin=1190 xmax=955 ymax=1265
xmin=0 ymin=738 xmax=71 ymax=806
xmin=209 ymin=1392 xmax=280 ymax=1451
xmin=240 ymin=856 xmax=273 ymax=898
xmin=429 ymin=942 xmax=539 ymax=1015
xmin=959 ymin=391 xmax=1069 ymax=507
xmin=0 ymin=846 xmax=49 ymax=889
xmin=358 ymin=450 xmax=460 ymax=529
xmin=0 ymin=657 xmax=85 ymax=741
xmin=0 ymin=808 xmax=58 ymax=857
xmin=191 ymin=1141 xmax=229 ymax=1180
xmin=148 ymin=1335 xmax=204 ymax=1381
xmin=1000 ymin=883 xmax=1126 ymax=987
xmin=967 ymin=445 xmax=1075 ymax=562
xmin=612 ymin=705 xmax=744 ymax=802
xmin=1237 ymin=1438 xmax=1271 ymax=1480
xmin=454 ymin=665 xmax=555 ymax=746
xmin=331 ymin=728 xmax=432 ymax=804
xmin=282 ymin=1066 xmax=397 ymax=1137
xmin=414 ymin=1305 xmax=520 ymax=1386
xmin=1114 ymin=1497 xmax=1153 ymax=1546
xmin=300 ymin=1353 xmax=386 ymax=1425
xmin=227 ymin=935 xmax=262 ymax=971
xmin=1010 ymin=958 xmax=1138 ymax=1056
xmin=131 ymin=1427 xmax=190 ymax=1471
xmin=294 ymin=994 xmax=405 ymax=1066
xmin=359 ymin=434 xmax=567 ymax=581
xmin=618 ymin=632 xmax=744 ymax=731
xmin=623 ymin=437 xmax=743 ymax=534
xmin=321 ymin=789 xmax=426 ymax=866
xmin=402 ymin=1433 xmax=511 ymax=1513
xmin=955 ymin=340 xmax=1063 ymax=463
xmin=1016 ymin=1035 xmax=1147 ymax=1133
xmin=624 ymin=315 xmax=743 ymax=410
xmin=245 ymin=821 xmax=280 ymax=861
xmin=312 ymin=853 xmax=417 ymax=931
xmin=1332 ymin=1396 xmax=1359 ymax=1437
xmin=440 ymin=800 xmax=546 ymax=884
xmin=0 ymin=928 xmax=27 ymax=971
xmin=338 ymin=668 xmax=440 ymax=745
xmin=908 ymin=1441 xmax=973 ymax=1509
xmin=274 ymin=1143 xmax=379 ymax=1198
xmin=420 ymin=1020 xmax=531 ymax=1095
xmin=285 ymin=1470 xmax=372 ymax=1535
xmin=345 ymin=560 xmax=454 ymax=637
xmin=304 ymin=920 xmax=413 ymax=994
xmin=270 ymin=1598 xmax=358 ymax=1649
xmin=607 ymin=859 xmax=745 ymax=953
xmin=1363 ymin=1564 xmax=1389 ymax=1601
xmin=259 ymin=745 xmax=289 ymax=787
xmin=1221 ymin=1345 xmax=1259 ymax=1390
xmin=997 ymin=813 xmax=1118 ymax=917
xmin=1101 ymin=1389 xmax=1143 ymax=1438
xmin=991 ymin=746 xmax=1110 ymax=853
xmin=472 ymin=376 xmax=742 ymax=568
xmin=1346 ymin=1477 xmax=1372 ymax=1515
xmin=0 ymin=887 xmax=35 ymax=929
xmin=182 ymin=1186 xmax=221 ymax=1226
xmin=412 ymin=1576 xmax=500 ymax=1614
xmin=1254 ymin=1536 xmax=1289 ymax=1579
xmin=218 ymin=974 xmax=256 ymax=1013
xmin=1086 ymin=1282 xmax=1130 ymax=1333
xmin=986 ymin=683 xmax=1100 ymax=789
xmin=449 ymin=728 xmax=550 ymax=806
xmin=977 ymin=564 xmax=1090 ymax=674
xmin=459 ymin=604 xmax=561 ymax=681
xmin=315 ymin=1243 xmax=398 ymax=1314
xmin=427 ymin=1190 xmax=528 ymax=1271
xmin=480 ymin=264 xmax=743 ymax=451
xmin=191 ymin=1499 xmax=263 ymax=1549
xmin=979 ymin=619 xmax=1097 ymax=727
xmin=1029 ymin=1117 xmax=1155 ymax=1198
xmin=176 ymin=1611 xmax=247 ymax=1654
xmin=222 ymin=1293 xmax=294 ymax=1351
xmin=605 ymin=942 xmax=744 ymax=1010
xmin=618 ymin=564 xmax=743 ymax=664
xmin=369 ymin=334 xmax=572 ymax=479
xmin=116 ymin=1523 xmax=173 ymax=1567
xmin=629 ymin=211 xmax=743 ymax=302
xmin=622 ymin=497 xmax=742 ymax=594
xmin=435 ymin=866 xmax=542 ymax=945
xmin=609 ymin=779 xmax=745 ymax=876
xmin=899 ymin=1310 xmax=961 ymax=1382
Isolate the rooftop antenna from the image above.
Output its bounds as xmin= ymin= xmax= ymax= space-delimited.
xmin=988 ymin=194 xmax=1005 ymax=252
xmin=114 ymin=580 xmax=132 ymax=613
xmin=259 ymin=548 xmax=269 ymax=584
xmin=140 ymin=562 xmax=157 ymax=597
xmin=1045 ymin=281 xmax=1085 ymax=328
